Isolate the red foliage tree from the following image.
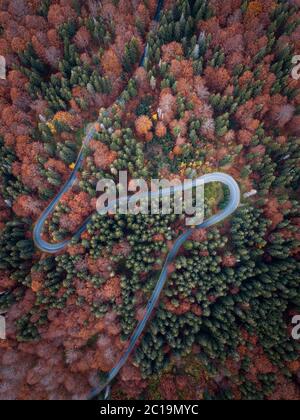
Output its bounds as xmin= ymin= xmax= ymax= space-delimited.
xmin=47 ymin=29 xmax=61 ymax=48
xmin=8 ymin=0 xmax=28 ymax=18
xmin=158 ymin=89 xmax=176 ymax=124
xmin=170 ymin=59 xmax=194 ymax=80
xmin=13 ymin=195 xmax=43 ymax=218
xmin=47 ymin=4 xmax=76 ymax=28
xmin=89 ymin=140 xmax=117 ymax=169
xmin=74 ymin=27 xmax=91 ymax=50
xmin=162 ymin=42 xmax=184 ymax=62
xmin=204 ymin=66 xmax=231 ymax=92
xmin=287 ymin=115 xmax=300 ymax=136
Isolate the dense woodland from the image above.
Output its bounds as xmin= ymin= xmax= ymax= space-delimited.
xmin=0 ymin=0 xmax=300 ymax=400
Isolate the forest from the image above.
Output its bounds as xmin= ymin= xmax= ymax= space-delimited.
xmin=0 ymin=0 xmax=300 ymax=400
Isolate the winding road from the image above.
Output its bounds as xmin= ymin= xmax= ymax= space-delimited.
xmin=33 ymin=0 xmax=241 ymax=399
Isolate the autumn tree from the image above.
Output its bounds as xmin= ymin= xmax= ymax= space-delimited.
xmin=135 ymin=115 xmax=153 ymax=140
xmin=204 ymin=66 xmax=231 ymax=92
xmin=101 ymin=48 xmax=122 ymax=80
xmin=155 ymin=121 xmax=167 ymax=138
xmin=74 ymin=27 xmax=91 ymax=50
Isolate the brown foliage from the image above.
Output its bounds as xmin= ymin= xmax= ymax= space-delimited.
xmin=89 ymin=140 xmax=117 ymax=169
xmin=204 ymin=66 xmax=231 ymax=92
xmin=101 ymin=48 xmax=122 ymax=80
xmin=13 ymin=195 xmax=43 ymax=218
xmin=47 ymin=4 xmax=77 ymax=28
xmin=162 ymin=42 xmax=184 ymax=62
xmin=74 ymin=27 xmax=91 ymax=50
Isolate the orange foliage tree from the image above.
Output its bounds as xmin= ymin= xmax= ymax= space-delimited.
xmin=101 ymin=48 xmax=122 ymax=80
xmin=155 ymin=121 xmax=167 ymax=138
xmin=135 ymin=115 xmax=153 ymax=140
